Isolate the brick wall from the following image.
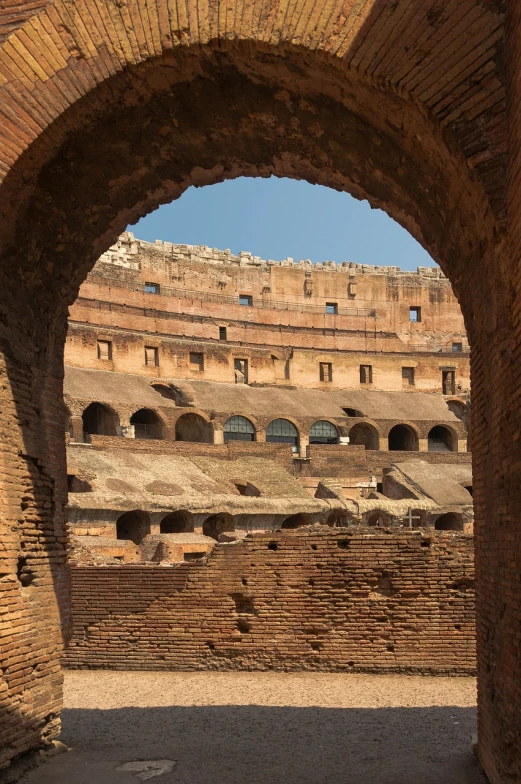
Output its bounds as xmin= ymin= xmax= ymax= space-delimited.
xmin=298 ymin=445 xmax=473 ymax=478
xmin=87 ymin=436 xmax=294 ymax=470
xmin=65 ymin=530 xmax=475 ymax=675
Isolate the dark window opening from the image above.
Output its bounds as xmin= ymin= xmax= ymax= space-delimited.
xmin=442 ymin=370 xmax=456 ymax=395
xmin=343 ymin=408 xmax=364 ymax=418
xmin=234 ymin=358 xmax=248 ymax=384
xmin=360 ymin=364 xmax=373 ymax=384
xmin=190 ymin=352 xmax=204 ymax=371
xmin=319 ymin=362 xmax=333 ymax=382
xmin=325 ymin=302 xmax=338 ymax=315
xmin=402 ymin=367 xmax=415 ymax=385
xmin=219 ymin=326 xmax=227 ymax=340
xmin=410 ymin=306 xmax=421 ymax=322
xmin=452 ymin=342 xmax=463 ymax=352
xmin=145 ymin=281 xmax=160 ymax=294
xmin=145 ymin=346 xmax=159 ymax=366
xmin=239 ymin=294 xmax=253 ymax=306
xmin=97 ymin=340 xmax=112 ymax=360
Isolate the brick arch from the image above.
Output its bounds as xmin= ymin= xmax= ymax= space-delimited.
xmin=0 ymin=4 xmax=516 ymax=782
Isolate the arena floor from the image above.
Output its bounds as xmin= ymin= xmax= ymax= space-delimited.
xmin=22 ymin=671 xmax=486 ymax=784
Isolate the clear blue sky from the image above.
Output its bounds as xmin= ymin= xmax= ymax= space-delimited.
xmin=129 ymin=177 xmax=435 ymax=271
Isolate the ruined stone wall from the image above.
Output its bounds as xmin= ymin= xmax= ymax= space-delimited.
xmin=299 ymin=446 xmax=473 ymax=479
xmin=64 ymin=530 xmax=475 ymax=675
xmin=65 ymin=234 xmax=471 ymax=393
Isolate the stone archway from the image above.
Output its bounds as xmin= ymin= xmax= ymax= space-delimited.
xmin=348 ymin=422 xmax=380 ymax=451
xmin=0 ymin=4 xmax=516 ymax=780
xmin=435 ymin=513 xmax=464 ymax=532
xmin=116 ymin=511 xmax=151 ymax=545
xmin=175 ymin=413 xmax=212 ymax=443
xmin=388 ymin=424 xmax=418 ymax=452
xmin=82 ymin=402 xmax=120 ymax=437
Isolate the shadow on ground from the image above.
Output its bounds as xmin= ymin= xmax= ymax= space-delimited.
xmin=22 ymin=705 xmax=486 ymax=784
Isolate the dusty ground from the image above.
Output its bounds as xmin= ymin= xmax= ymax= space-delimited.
xmin=22 ymin=671 xmax=486 ymax=784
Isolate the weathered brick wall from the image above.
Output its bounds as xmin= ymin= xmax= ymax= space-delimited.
xmin=299 ymin=445 xmax=473 ymax=478
xmin=65 ymin=530 xmax=475 ymax=674
xmin=87 ymin=435 xmax=294 ymax=470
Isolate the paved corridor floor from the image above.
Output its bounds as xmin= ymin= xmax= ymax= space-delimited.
xmin=22 ymin=671 xmax=486 ymax=784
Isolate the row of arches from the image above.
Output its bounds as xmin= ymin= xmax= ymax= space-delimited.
xmin=116 ymin=509 xmax=318 ymax=544
xmin=116 ymin=506 xmax=465 ymax=546
xmin=74 ymin=405 xmax=459 ymax=452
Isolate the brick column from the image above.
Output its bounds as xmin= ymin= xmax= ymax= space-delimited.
xmin=0 ymin=299 xmax=69 ymax=768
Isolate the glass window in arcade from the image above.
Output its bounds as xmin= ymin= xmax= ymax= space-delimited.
xmin=223 ymin=416 xmax=255 ymax=443
xmin=266 ymin=419 xmax=299 ymax=452
xmin=309 ymin=420 xmax=339 ymax=444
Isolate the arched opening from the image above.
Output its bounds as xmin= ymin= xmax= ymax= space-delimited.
xmin=116 ymin=511 xmax=150 ymax=545
xmin=235 ymin=482 xmax=261 ymax=497
xmin=160 ymin=510 xmax=193 ymax=534
xmin=428 ymin=425 xmax=456 ymax=452
xmin=435 ymin=513 xmax=464 ymax=531
xmin=203 ymin=514 xmax=235 ymax=541
xmin=130 ymin=408 xmax=164 ymax=440
xmin=0 ymin=13 xmax=508 ymax=780
xmin=281 ymin=513 xmax=311 ymax=529
xmin=82 ymin=402 xmax=119 ymax=438
xmin=175 ymin=413 xmax=212 ymax=443
xmin=388 ymin=424 xmax=418 ymax=452
xmin=447 ymin=400 xmax=469 ymax=429
xmin=367 ymin=512 xmax=389 ymax=527
xmin=325 ymin=510 xmax=349 ymax=527
xmin=151 ymin=383 xmax=177 ymax=401
xmin=309 ymin=420 xmax=339 ymax=445
xmin=348 ymin=422 xmax=380 ymax=451
xmin=266 ymin=419 xmax=299 ymax=453
xmin=223 ymin=416 xmax=256 ymax=443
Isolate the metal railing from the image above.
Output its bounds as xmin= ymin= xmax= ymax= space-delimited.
xmin=133 ymin=423 xmax=163 ymax=440
xmin=87 ymin=274 xmax=377 ymax=318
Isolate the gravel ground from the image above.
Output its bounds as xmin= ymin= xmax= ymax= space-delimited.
xmin=22 ymin=671 xmax=486 ymax=784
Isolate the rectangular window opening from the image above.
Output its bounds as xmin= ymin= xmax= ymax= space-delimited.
xmin=452 ymin=342 xmax=463 ymax=352
xmin=442 ymin=370 xmax=456 ymax=395
xmin=325 ymin=302 xmax=338 ymax=315
xmin=145 ymin=281 xmax=160 ymax=294
xmin=97 ymin=340 xmax=112 ymax=361
xmin=190 ymin=352 xmax=204 ymax=371
xmin=360 ymin=364 xmax=373 ymax=384
xmin=219 ymin=326 xmax=227 ymax=340
xmin=234 ymin=358 xmax=248 ymax=384
xmin=145 ymin=346 xmax=159 ymax=367
xmin=402 ymin=367 xmax=415 ymax=386
xmin=319 ymin=362 xmax=333 ymax=383
xmin=409 ymin=306 xmax=421 ymax=322
xmin=239 ymin=294 xmax=253 ymax=307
